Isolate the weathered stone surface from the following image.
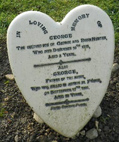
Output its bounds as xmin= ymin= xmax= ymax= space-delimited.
xmin=5 ymin=74 xmax=14 ymax=80
xmin=7 ymin=5 xmax=114 ymax=137
xmin=80 ymin=130 xmax=86 ymax=136
xmin=93 ymin=106 xmax=102 ymax=118
xmin=86 ymin=128 xmax=98 ymax=139
xmin=14 ymin=135 xmax=19 ymax=142
xmin=33 ymin=113 xmax=44 ymax=124
xmin=112 ymin=63 xmax=119 ymax=72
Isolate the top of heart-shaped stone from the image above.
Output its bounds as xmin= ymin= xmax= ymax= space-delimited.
xmin=7 ymin=5 xmax=114 ymax=137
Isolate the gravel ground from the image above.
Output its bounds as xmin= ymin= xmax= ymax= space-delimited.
xmin=0 ymin=41 xmax=119 ymax=142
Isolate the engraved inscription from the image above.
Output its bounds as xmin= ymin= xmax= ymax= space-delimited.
xmin=71 ymin=13 xmax=90 ymax=31
xmin=14 ymin=15 xmax=108 ymax=111
xmin=97 ymin=21 xmax=102 ymax=28
xmin=29 ymin=20 xmax=48 ymax=34
xmin=81 ymin=36 xmax=107 ymax=42
xmin=16 ymin=31 xmax=21 ymax=38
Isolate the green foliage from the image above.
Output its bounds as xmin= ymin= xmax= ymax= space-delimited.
xmin=4 ymin=80 xmax=10 ymax=84
xmin=100 ymin=115 xmax=110 ymax=124
xmin=0 ymin=0 xmax=119 ymax=46
xmin=0 ymin=103 xmax=6 ymax=117
xmin=0 ymin=108 xmax=5 ymax=117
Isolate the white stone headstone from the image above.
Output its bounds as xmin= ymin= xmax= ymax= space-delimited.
xmin=7 ymin=5 xmax=114 ymax=137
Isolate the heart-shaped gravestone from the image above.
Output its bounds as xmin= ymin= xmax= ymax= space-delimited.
xmin=7 ymin=5 xmax=114 ymax=137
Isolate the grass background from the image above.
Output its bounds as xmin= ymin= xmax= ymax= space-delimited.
xmin=0 ymin=0 xmax=119 ymax=47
